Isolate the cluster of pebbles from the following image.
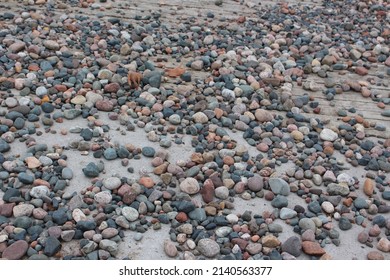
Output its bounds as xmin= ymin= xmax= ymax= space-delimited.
xmin=0 ymin=0 xmax=390 ymax=260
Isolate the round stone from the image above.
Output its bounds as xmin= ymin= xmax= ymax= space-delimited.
xmin=164 ymin=239 xmax=178 ymax=257
xmin=197 ymin=238 xmax=220 ymax=258
xmin=299 ymin=218 xmax=316 ymax=231
xmin=214 ymin=186 xmax=229 ymax=199
xmin=122 ymin=206 xmax=139 ymax=222
xmin=339 ymin=217 xmax=352 ymax=230
xmin=279 ymin=207 xmax=297 ymax=219
xmin=142 ymin=147 xmax=156 ymax=157
xmin=321 ymin=201 xmax=335 ymax=214
xmin=179 ymin=178 xmax=200 ymax=194
xmin=103 ymin=177 xmax=122 ymax=190
xmin=247 ymin=175 xmax=263 ymax=192
xmin=94 ymin=191 xmax=112 ymax=205
xmin=61 ymin=167 xmax=73 ymax=180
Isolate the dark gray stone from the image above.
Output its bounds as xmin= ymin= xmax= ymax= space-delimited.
xmin=44 ymin=236 xmax=61 ymax=257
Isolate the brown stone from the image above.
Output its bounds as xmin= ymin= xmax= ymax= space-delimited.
xmin=117 ymin=184 xmax=132 ymax=197
xmin=358 ymin=231 xmax=369 ymax=244
xmin=367 ymin=251 xmax=385 ymax=260
xmin=104 ymin=83 xmax=120 ymax=93
xmin=204 ymin=206 xmax=217 ymax=216
xmin=153 ymin=163 xmax=169 ymax=175
xmin=122 ymin=191 xmax=137 ymax=205
xmin=2 ymin=240 xmax=28 ymax=260
xmin=302 ymin=241 xmax=326 ymax=255
xmin=369 ymin=225 xmax=381 ymax=237
xmin=355 ymin=66 xmax=368 ymax=76
xmin=95 ymin=100 xmax=114 ymax=111
xmin=0 ymin=203 xmax=15 ymax=217
xmin=377 ymin=237 xmax=390 ymax=252
xmin=363 ymin=178 xmax=375 ymax=196
xmin=200 ymin=179 xmax=215 ymax=203
xmin=25 ymin=156 xmax=41 ymax=169
xmin=175 ymin=212 xmax=188 ymax=222
xmin=139 ymin=177 xmax=155 ymax=188
xmin=261 ymin=235 xmax=281 ymax=248
xmin=231 ymin=238 xmax=249 ymax=250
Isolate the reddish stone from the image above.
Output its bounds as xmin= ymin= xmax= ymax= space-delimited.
xmin=302 ymin=241 xmax=326 ymax=256
xmin=367 ymin=251 xmax=385 ymax=260
xmin=363 ymin=179 xmax=375 ymax=197
xmin=139 ymin=177 xmax=155 ymax=188
xmin=95 ymin=100 xmax=114 ymax=111
xmin=104 ymin=83 xmax=120 ymax=93
xmin=2 ymin=240 xmax=28 ymax=260
xmin=200 ymin=179 xmax=215 ymax=203
xmin=231 ymin=238 xmax=248 ymax=250
xmin=122 ymin=191 xmax=137 ymax=205
xmin=0 ymin=203 xmax=15 ymax=217
xmin=355 ymin=66 xmax=368 ymax=76
xmin=54 ymin=84 xmax=68 ymax=92
xmin=117 ymin=184 xmax=132 ymax=197
xmin=175 ymin=212 xmax=188 ymax=223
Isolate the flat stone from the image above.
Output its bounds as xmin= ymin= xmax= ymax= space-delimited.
xmin=327 ymin=183 xmax=350 ymax=196
xmin=30 ymin=185 xmax=50 ymax=198
xmin=13 ymin=204 xmax=34 ymax=217
xmin=302 ymin=241 xmax=326 ymax=256
xmin=279 ymin=207 xmax=297 ymax=219
xmin=367 ymin=251 xmax=385 ymax=260
xmin=269 ymin=178 xmax=290 ymax=196
xmin=281 ymin=236 xmax=302 ymax=257
xmin=99 ymin=240 xmax=118 ymax=255
xmin=320 ymin=128 xmax=338 ymax=141
xmin=44 ymin=236 xmax=61 ymax=257
xmin=2 ymin=240 xmax=28 ymax=260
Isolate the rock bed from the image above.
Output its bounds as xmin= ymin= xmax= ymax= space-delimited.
xmin=0 ymin=0 xmax=389 ymax=260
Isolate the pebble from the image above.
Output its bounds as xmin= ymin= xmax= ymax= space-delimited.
xmin=367 ymin=251 xmax=385 ymax=260
xmin=179 ymin=178 xmax=200 ymax=194
xmin=2 ymin=240 xmax=29 ymax=260
xmin=103 ymin=177 xmax=122 ymax=190
xmin=164 ymin=239 xmax=178 ymax=257
xmin=302 ymin=241 xmax=326 ymax=256
xmin=339 ymin=217 xmax=352 ymax=230
xmin=44 ymin=236 xmax=62 ymax=257
xmin=320 ymin=128 xmax=338 ymax=142
xmin=269 ymin=178 xmax=290 ymax=196
xmin=197 ymin=238 xmax=220 ymax=258
xmin=247 ymin=175 xmax=263 ymax=192
xmin=122 ymin=207 xmax=139 ymax=222
xmin=281 ymin=236 xmax=302 ymax=257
